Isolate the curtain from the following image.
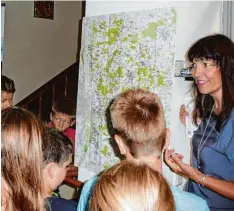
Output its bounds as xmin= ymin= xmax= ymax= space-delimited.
xmin=222 ymin=1 xmax=234 ymax=41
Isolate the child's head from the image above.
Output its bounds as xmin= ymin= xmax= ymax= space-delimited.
xmin=1 ymin=107 xmax=44 ymax=211
xmin=90 ymin=160 xmax=175 ymax=211
xmin=50 ymin=98 xmax=76 ymax=132
xmin=110 ymin=88 xmax=168 ymax=159
xmin=42 ymin=128 xmax=73 ymax=192
xmin=1 ymin=75 xmax=16 ymax=110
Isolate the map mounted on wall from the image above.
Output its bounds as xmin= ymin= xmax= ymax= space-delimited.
xmin=75 ymin=7 xmax=177 ymax=174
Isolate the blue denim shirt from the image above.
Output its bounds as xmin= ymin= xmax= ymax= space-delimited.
xmin=186 ymin=109 xmax=234 ymax=211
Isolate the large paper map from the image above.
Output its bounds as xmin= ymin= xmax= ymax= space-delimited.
xmin=75 ymin=7 xmax=177 ymax=173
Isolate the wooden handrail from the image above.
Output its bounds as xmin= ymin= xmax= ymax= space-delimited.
xmin=15 ymin=1 xmax=87 ymax=189
xmin=16 ymin=62 xmax=83 ymax=188
xmin=64 ymin=177 xmax=83 ymax=188
xmin=17 ymin=62 xmax=79 ymax=108
xmin=64 ymin=166 xmax=83 ymax=188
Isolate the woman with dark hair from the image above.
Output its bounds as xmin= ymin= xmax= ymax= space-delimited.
xmin=165 ymin=34 xmax=234 ymax=211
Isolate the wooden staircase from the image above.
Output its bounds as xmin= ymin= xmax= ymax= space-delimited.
xmin=17 ymin=62 xmax=79 ymax=122
xmin=16 ymin=61 xmax=83 ymax=188
xmin=15 ymin=0 xmax=87 ymax=190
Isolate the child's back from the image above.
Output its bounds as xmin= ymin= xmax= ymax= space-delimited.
xmin=46 ymin=196 xmax=77 ymax=211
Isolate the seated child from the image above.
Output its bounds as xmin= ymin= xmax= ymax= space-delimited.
xmin=42 ymin=128 xmax=77 ymax=211
xmin=90 ymin=160 xmax=175 ymax=211
xmin=77 ymin=88 xmax=209 ymax=211
xmin=1 ymin=74 xmax=16 ymax=110
xmin=48 ymin=98 xmax=76 ymax=151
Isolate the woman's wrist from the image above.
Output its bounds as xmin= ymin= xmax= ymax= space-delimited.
xmin=195 ymin=174 xmax=210 ymax=187
xmin=189 ymin=168 xmax=203 ymax=181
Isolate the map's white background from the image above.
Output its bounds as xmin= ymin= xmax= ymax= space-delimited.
xmin=76 ymin=1 xmax=222 ymax=186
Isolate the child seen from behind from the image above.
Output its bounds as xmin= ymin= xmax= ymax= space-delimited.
xmin=42 ymin=128 xmax=77 ymax=211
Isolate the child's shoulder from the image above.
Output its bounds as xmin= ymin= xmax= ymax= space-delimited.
xmin=66 ymin=127 xmax=75 ymax=132
xmin=171 ymin=186 xmax=209 ymax=211
xmin=64 ymin=128 xmax=76 ymax=144
xmin=77 ymin=176 xmax=99 ymax=211
xmin=47 ymin=196 xmax=77 ymax=211
xmin=64 ymin=127 xmax=75 ymax=137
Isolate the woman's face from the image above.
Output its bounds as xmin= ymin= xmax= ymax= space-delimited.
xmin=191 ymin=59 xmax=222 ymax=98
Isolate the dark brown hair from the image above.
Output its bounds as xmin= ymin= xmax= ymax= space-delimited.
xmin=187 ymin=34 xmax=234 ymax=128
xmin=51 ymin=98 xmax=76 ymax=119
xmin=1 ymin=74 xmax=16 ymax=93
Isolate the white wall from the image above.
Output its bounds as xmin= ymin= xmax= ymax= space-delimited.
xmin=2 ymin=1 xmax=82 ymax=104
xmin=79 ymin=0 xmax=222 ymax=185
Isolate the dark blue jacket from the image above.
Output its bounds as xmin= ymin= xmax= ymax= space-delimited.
xmin=46 ymin=196 xmax=77 ymax=211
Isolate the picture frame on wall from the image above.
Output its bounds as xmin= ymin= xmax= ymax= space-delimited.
xmin=34 ymin=1 xmax=54 ymax=20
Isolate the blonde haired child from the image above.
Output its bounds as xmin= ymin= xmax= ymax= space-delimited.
xmin=90 ymin=161 xmax=175 ymax=211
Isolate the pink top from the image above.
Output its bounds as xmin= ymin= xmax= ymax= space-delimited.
xmin=47 ymin=122 xmax=76 ymax=152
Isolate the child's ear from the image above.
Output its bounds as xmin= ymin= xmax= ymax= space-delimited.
xmin=114 ymin=134 xmax=127 ymax=155
xmin=70 ymin=119 xmax=76 ymax=127
xmin=50 ymin=112 xmax=53 ymax=122
xmin=47 ymin=163 xmax=57 ymax=179
xmin=163 ymin=128 xmax=170 ymax=150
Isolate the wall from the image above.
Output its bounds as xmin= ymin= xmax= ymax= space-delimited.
xmin=2 ymin=1 xmax=83 ymax=104
xmin=78 ymin=0 xmax=222 ymax=184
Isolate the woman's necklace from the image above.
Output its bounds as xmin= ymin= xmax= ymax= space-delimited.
xmin=197 ymin=105 xmax=216 ymax=169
